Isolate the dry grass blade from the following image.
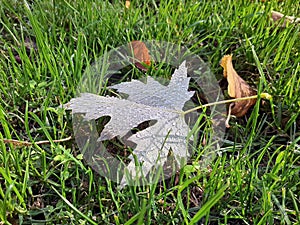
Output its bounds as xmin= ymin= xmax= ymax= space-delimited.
xmin=1 ymin=136 xmax=73 ymax=147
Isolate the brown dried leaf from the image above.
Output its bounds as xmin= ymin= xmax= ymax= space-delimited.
xmin=271 ymin=10 xmax=300 ymax=27
xmin=220 ymin=55 xmax=257 ymax=117
xmin=129 ymin=40 xmax=151 ymax=71
xmin=125 ymin=0 xmax=130 ymax=9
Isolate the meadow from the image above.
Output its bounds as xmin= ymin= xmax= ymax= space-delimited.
xmin=0 ymin=0 xmax=299 ymax=224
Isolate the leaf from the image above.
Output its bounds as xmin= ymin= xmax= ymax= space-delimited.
xmin=65 ymin=61 xmax=194 ymax=184
xmin=220 ymin=55 xmax=256 ymax=117
xmin=125 ymin=0 xmax=130 ymax=9
xmin=129 ymin=40 xmax=151 ymax=71
xmin=271 ymin=10 xmax=300 ymax=27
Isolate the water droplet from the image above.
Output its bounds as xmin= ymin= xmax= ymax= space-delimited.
xmin=175 ymin=132 xmax=181 ymax=136
xmin=139 ymin=151 xmax=146 ymax=157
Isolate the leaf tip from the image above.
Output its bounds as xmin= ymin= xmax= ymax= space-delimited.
xmin=220 ymin=55 xmax=233 ymax=78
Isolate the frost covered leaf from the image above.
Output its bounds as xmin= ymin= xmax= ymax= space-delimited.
xmin=65 ymin=61 xmax=194 ymax=185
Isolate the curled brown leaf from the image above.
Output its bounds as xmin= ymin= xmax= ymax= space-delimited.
xmin=220 ymin=55 xmax=257 ymax=117
xmin=271 ymin=10 xmax=300 ymax=27
xmin=128 ymin=40 xmax=151 ymax=71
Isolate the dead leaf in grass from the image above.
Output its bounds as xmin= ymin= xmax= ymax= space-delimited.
xmin=220 ymin=55 xmax=257 ymax=118
xmin=125 ymin=0 xmax=130 ymax=9
xmin=271 ymin=10 xmax=300 ymax=27
xmin=129 ymin=40 xmax=151 ymax=71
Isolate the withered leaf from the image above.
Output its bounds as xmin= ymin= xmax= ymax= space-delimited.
xmin=129 ymin=40 xmax=151 ymax=71
xmin=125 ymin=0 xmax=130 ymax=9
xmin=220 ymin=55 xmax=257 ymax=117
xmin=271 ymin=10 xmax=300 ymax=27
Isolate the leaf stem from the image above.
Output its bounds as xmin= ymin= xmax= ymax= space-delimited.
xmin=183 ymin=93 xmax=271 ymax=115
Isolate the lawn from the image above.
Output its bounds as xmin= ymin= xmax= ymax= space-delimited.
xmin=0 ymin=0 xmax=299 ymax=224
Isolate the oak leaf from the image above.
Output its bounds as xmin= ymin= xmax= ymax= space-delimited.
xmin=220 ymin=55 xmax=256 ymax=117
xmin=65 ymin=61 xmax=194 ymax=186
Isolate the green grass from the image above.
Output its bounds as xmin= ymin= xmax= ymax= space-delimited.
xmin=0 ymin=0 xmax=299 ymax=224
